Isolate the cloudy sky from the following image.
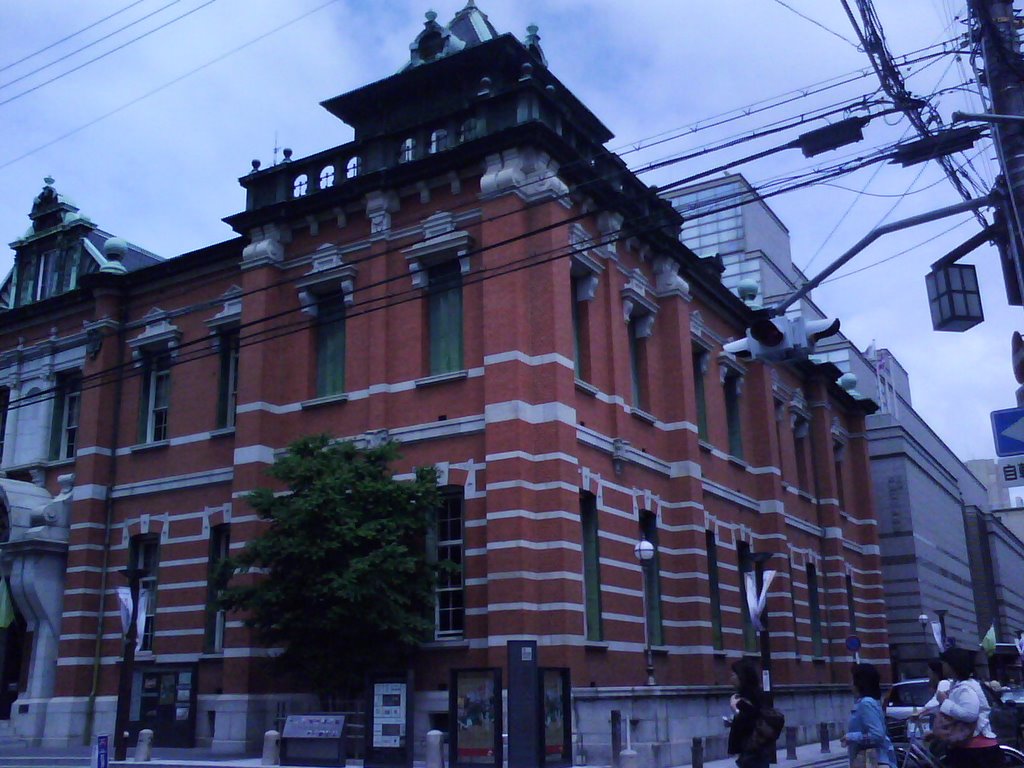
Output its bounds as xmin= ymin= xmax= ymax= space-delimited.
xmin=0 ymin=0 xmax=1017 ymax=466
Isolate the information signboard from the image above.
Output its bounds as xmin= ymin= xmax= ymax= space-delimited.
xmin=364 ymin=672 xmax=414 ymax=768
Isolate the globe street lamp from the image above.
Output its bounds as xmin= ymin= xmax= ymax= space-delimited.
xmin=634 ymin=538 xmax=656 ymax=686
xmin=114 ymin=564 xmax=150 ymax=762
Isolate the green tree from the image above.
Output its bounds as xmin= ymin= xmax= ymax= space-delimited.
xmin=219 ymin=435 xmax=441 ymax=702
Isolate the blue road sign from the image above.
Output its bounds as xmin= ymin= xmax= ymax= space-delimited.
xmin=992 ymin=407 xmax=1024 ymax=457
xmin=846 ymin=635 xmax=861 ymax=653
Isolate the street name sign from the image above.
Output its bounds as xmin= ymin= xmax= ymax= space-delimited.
xmin=992 ymin=406 xmax=1024 ymax=457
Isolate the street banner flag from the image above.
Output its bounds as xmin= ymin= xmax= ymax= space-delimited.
xmin=982 ymin=624 xmax=997 ymax=656
xmin=0 ymin=577 xmax=13 ymax=629
xmin=116 ymin=586 xmax=149 ymax=652
xmin=743 ymin=569 xmax=777 ymax=632
xmin=931 ymin=621 xmax=944 ymax=651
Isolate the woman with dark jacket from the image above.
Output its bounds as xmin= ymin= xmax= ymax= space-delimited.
xmin=727 ymin=659 xmax=770 ymax=768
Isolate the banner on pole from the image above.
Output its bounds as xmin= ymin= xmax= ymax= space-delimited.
xmin=743 ymin=569 xmax=777 ymax=632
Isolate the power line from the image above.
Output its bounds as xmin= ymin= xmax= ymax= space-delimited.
xmin=767 ymin=0 xmax=862 ymax=49
xmin=0 ymin=0 xmax=218 ymax=109
xmin=0 ymin=0 xmax=153 ymax=74
xmin=0 ymin=1 xmax=184 ymax=93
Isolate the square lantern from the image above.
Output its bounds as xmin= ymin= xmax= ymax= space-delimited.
xmin=926 ymin=262 xmax=984 ymax=332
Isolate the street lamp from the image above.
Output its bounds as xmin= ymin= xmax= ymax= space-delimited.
xmin=748 ymin=551 xmax=775 ymax=765
xmin=114 ymin=564 xmax=150 ymax=762
xmin=633 ymin=538 xmax=656 ymax=686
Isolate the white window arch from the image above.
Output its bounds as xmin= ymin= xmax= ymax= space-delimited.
xmin=293 ymin=174 xmax=308 ymax=198
xmin=399 ymin=138 xmax=415 ymax=163
xmin=345 ymin=156 xmax=360 ymax=178
xmin=320 ymin=165 xmax=335 ymax=189
xmin=430 ymin=129 xmax=448 ymax=154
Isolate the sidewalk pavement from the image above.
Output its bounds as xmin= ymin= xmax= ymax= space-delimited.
xmin=0 ymin=740 xmax=850 ymax=768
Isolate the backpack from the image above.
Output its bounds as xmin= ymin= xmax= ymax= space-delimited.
xmin=744 ymin=706 xmax=785 ymax=752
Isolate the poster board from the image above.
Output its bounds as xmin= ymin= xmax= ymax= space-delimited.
xmin=540 ymin=668 xmax=571 ymax=766
xmin=364 ymin=672 xmax=414 ymax=768
xmin=449 ymin=668 xmax=503 ymax=768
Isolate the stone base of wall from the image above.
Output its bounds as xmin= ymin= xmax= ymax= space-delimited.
xmin=572 ymin=685 xmax=853 ymax=768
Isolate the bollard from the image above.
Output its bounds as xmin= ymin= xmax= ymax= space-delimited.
xmin=785 ymin=726 xmax=797 ymax=760
xmin=819 ymin=722 xmax=830 ymax=753
xmin=691 ymin=736 xmax=704 ymax=768
xmin=619 ymin=747 xmax=638 ymax=768
xmin=262 ymin=729 xmax=281 ymax=766
xmin=135 ymin=729 xmax=154 ymax=762
xmin=426 ymin=729 xmax=444 ymax=768
xmin=610 ymin=710 xmax=622 ymax=768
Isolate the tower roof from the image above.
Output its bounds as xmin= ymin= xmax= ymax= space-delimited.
xmin=403 ymin=2 xmax=543 ymax=71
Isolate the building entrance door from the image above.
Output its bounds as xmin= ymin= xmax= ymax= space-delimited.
xmin=0 ymin=609 xmax=26 ymax=720
xmin=131 ymin=664 xmax=198 ymax=747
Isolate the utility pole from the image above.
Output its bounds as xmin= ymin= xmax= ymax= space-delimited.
xmin=967 ymin=0 xmax=1024 ymax=303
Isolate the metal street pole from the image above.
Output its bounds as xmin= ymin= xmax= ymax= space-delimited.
xmin=967 ymin=0 xmax=1024 ymax=303
xmin=749 ymin=551 xmax=775 ymax=765
xmin=114 ymin=567 xmax=148 ymax=762
xmin=634 ymin=539 xmax=656 ymax=686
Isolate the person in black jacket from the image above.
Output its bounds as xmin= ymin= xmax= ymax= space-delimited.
xmin=727 ymin=658 xmax=770 ymax=768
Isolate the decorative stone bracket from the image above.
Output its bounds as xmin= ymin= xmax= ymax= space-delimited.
xmin=621 ymin=270 xmax=658 ymax=337
xmin=480 ymin=147 xmax=570 ymax=202
xmin=242 ymin=224 xmax=288 ymax=267
xmin=128 ymin=309 xmax=181 ymax=365
xmin=402 ymin=211 xmax=473 ymax=289
xmin=206 ymin=287 xmax=243 ymax=348
xmin=296 ymin=244 xmax=358 ymax=316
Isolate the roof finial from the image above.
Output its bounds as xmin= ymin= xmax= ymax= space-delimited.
xmin=464 ymin=0 xmax=477 ymax=8
xmin=44 ymin=175 xmax=55 ymax=187
xmin=425 ymin=9 xmax=437 ymax=22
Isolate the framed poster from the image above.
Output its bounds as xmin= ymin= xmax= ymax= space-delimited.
xmin=449 ymin=668 xmax=503 ymax=768
xmin=364 ymin=672 xmax=414 ymax=768
xmin=540 ymin=668 xmax=571 ymax=766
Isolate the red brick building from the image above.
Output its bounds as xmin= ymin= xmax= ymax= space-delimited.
xmin=0 ymin=4 xmax=884 ymax=761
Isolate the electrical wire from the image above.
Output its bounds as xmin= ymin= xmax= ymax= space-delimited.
xmin=0 ymin=0 xmax=218 ymax=109
xmin=0 ymin=0 xmax=184 ymax=92
xmin=0 ymin=0 xmax=154 ymax=74
xmin=767 ymin=0 xmax=861 ymax=49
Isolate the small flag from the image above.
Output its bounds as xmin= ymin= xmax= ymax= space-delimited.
xmin=982 ymin=624 xmax=997 ymax=656
xmin=0 ymin=577 xmax=13 ymax=629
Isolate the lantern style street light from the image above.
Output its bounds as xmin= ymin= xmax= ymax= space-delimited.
xmin=634 ymin=538 xmax=656 ymax=686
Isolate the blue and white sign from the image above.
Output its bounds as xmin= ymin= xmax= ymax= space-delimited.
xmin=992 ymin=407 xmax=1024 ymax=457
xmin=92 ymin=734 xmax=109 ymax=768
xmin=845 ymin=635 xmax=861 ymax=653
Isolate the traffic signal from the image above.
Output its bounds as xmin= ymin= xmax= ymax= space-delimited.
xmin=724 ymin=314 xmax=841 ymax=362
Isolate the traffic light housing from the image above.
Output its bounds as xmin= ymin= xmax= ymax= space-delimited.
xmin=724 ymin=313 xmax=841 ymax=362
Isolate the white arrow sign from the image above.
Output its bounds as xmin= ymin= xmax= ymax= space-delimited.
xmin=1003 ymin=415 xmax=1024 ymax=444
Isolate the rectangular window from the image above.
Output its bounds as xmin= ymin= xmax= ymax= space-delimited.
xmin=807 ymin=563 xmax=824 ymax=657
xmin=35 ymin=250 xmax=59 ymax=301
xmin=724 ymin=373 xmax=743 ymax=458
xmin=737 ymin=542 xmax=757 ymax=652
xmin=845 ymin=573 xmax=857 ymax=635
xmin=628 ymin=320 xmax=648 ymax=411
xmin=706 ymin=529 xmax=723 ymax=650
xmin=315 ymin=296 xmax=346 ymax=396
xmin=434 ymin=490 xmax=464 ymax=638
xmin=205 ymin=524 xmax=231 ymax=652
xmin=0 ymin=387 xmax=9 ymax=464
xmin=130 ymin=536 xmax=160 ymax=652
xmin=639 ymin=512 xmax=663 ymax=646
xmin=428 ymin=261 xmax=464 ymax=375
xmin=794 ymin=417 xmax=810 ymax=490
xmin=580 ymin=492 xmax=603 ymax=642
xmin=692 ymin=348 xmax=708 ymax=440
xmin=139 ymin=354 xmax=171 ymax=443
xmin=833 ymin=447 xmax=846 ymax=509
xmin=50 ymin=372 xmax=81 ymax=460
xmin=571 ymin=276 xmax=592 ymax=382
xmin=217 ymin=330 xmax=240 ymax=428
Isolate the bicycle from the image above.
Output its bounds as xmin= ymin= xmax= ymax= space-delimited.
xmin=894 ymin=718 xmax=1024 ymax=766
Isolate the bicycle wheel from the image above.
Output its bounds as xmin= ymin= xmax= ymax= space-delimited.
xmin=1001 ymin=744 xmax=1024 ymax=766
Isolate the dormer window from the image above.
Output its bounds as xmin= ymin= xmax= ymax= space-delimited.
xmin=293 ymin=174 xmax=308 ymax=198
xmin=35 ymin=249 xmax=60 ymax=301
xmin=430 ymin=129 xmax=448 ymax=154
xmin=346 ymin=156 xmax=360 ymax=178
xmin=458 ymin=119 xmax=479 ymax=143
xmin=319 ymin=165 xmax=335 ymax=189
xmin=399 ymin=138 xmax=416 ymax=164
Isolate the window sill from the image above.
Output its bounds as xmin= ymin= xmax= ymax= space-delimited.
xmin=698 ymin=440 xmax=713 ymax=453
xmin=583 ymin=640 xmax=609 ymax=651
xmin=727 ymin=455 xmax=748 ymax=469
xmin=129 ymin=440 xmax=170 ymax=454
xmin=46 ymin=457 xmax=76 ymax=468
xmin=300 ymin=392 xmax=349 ymax=409
xmin=574 ymin=379 xmax=599 ymax=397
xmin=209 ymin=427 xmax=236 ymax=439
xmin=198 ymin=651 xmax=225 ymax=659
xmin=630 ymin=407 xmax=657 ymax=425
xmin=134 ymin=651 xmax=156 ymax=662
xmin=415 ymin=370 xmax=468 ymax=388
xmin=651 ymin=645 xmax=670 ymax=656
xmin=422 ymin=638 xmax=469 ymax=650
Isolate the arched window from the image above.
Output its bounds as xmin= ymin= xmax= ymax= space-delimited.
xmin=458 ymin=119 xmax=477 ymax=143
xmin=346 ymin=156 xmax=360 ymax=178
xmin=399 ymin=138 xmax=416 ymax=164
xmin=430 ymin=129 xmax=448 ymax=154
xmin=293 ymin=174 xmax=308 ymax=198
xmin=319 ymin=165 xmax=335 ymax=189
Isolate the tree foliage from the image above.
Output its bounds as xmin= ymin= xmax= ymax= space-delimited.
xmin=219 ymin=435 xmax=441 ymax=701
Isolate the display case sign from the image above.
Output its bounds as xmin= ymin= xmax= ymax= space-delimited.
xmin=449 ymin=668 xmax=503 ymax=768
xmin=541 ymin=668 xmax=571 ymax=766
xmin=372 ymin=683 xmax=406 ymax=748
